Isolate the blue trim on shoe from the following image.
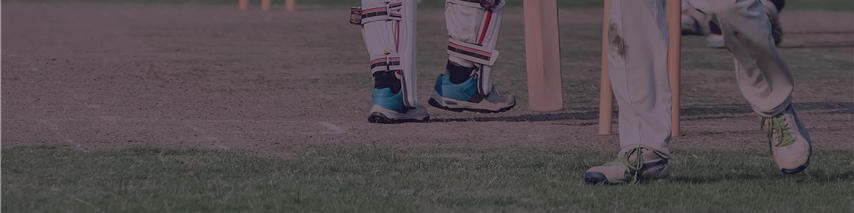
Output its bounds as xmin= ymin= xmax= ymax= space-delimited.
xmin=434 ymin=74 xmax=477 ymax=101
xmin=434 ymin=75 xmax=444 ymax=96
xmin=372 ymin=88 xmax=406 ymax=113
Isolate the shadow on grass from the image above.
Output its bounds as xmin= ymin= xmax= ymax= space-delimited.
xmin=667 ymin=149 xmax=854 ymax=184
xmin=779 ymin=43 xmax=854 ymax=49
xmin=669 ymin=170 xmax=854 ymax=184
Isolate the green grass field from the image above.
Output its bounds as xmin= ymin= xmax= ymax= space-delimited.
xmin=2 ymin=0 xmax=853 ymax=11
xmin=3 ymin=146 xmax=852 ymax=212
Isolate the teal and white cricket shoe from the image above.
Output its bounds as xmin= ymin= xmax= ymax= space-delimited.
xmin=428 ymin=74 xmax=515 ymax=113
xmin=368 ymin=88 xmax=429 ymax=124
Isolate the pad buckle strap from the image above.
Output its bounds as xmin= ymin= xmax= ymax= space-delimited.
xmin=370 ymin=54 xmax=402 ymax=73
xmin=447 ymin=39 xmax=499 ymax=66
xmin=349 ymin=7 xmax=363 ymax=25
xmin=351 ymin=1 xmax=404 ymax=25
xmin=448 ymin=0 xmax=500 ymax=10
xmin=386 ymin=2 xmax=403 ymax=20
xmin=447 ymin=0 xmax=482 ymax=8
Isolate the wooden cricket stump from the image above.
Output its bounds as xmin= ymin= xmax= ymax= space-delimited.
xmin=285 ymin=0 xmax=295 ymax=11
xmin=262 ymin=0 xmax=271 ymax=11
xmin=598 ymin=0 xmax=681 ymax=137
xmin=598 ymin=0 xmax=613 ymax=135
xmin=239 ymin=0 xmax=249 ymax=10
xmin=524 ymin=0 xmax=563 ymax=112
xmin=667 ymin=0 xmax=681 ymax=137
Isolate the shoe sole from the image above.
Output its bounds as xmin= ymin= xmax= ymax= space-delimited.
xmin=368 ymin=112 xmax=429 ymax=124
xmin=368 ymin=105 xmax=430 ymax=124
xmin=781 ymin=159 xmax=809 ymax=175
xmin=583 ymin=172 xmax=612 ymax=184
xmin=582 ymin=172 xmax=652 ymax=185
xmin=427 ymin=96 xmax=515 ymax=114
xmin=584 ymin=171 xmax=671 ymax=185
xmin=584 ymin=159 xmax=670 ymax=185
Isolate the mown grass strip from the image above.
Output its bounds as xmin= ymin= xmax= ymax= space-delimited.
xmin=3 ymin=145 xmax=852 ymax=212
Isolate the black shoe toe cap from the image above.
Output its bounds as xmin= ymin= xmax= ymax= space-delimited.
xmin=584 ymin=172 xmax=608 ymax=184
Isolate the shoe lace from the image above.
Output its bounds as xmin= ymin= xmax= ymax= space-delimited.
xmin=761 ymin=116 xmax=796 ymax=147
xmin=604 ymin=147 xmax=644 ymax=182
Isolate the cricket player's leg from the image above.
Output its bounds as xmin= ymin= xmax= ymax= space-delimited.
xmin=680 ymin=0 xmax=712 ymax=35
xmin=690 ymin=0 xmax=810 ymax=174
xmin=761 ymin=0 xmax=784 ymax=46
xmin=584 ymin=0 xmax=672 ymax=184
xmin=699 ymin=0 xmax=784 ymax=47
xmin=352 ymin=0 xmax=428 ymax=123
xmin=428 ymin=0 xmax=516 ymax=113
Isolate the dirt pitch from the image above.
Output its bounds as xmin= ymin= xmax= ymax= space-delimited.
xmin=2 ymin=4 xmax=852 ymax=158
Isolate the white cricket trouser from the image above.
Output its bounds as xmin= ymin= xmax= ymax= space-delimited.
xmin=609 ymin=0 xmax=794 ymax=154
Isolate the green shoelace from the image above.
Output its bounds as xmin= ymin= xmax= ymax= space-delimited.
xmin=604 ymin=147 xmax=644 ymax=182
xmin=762 ymin=116 xmax=796 ymax=147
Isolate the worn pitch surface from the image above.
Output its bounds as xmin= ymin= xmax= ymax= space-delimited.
xmin=2 ymin=4 xmax=852 ymax=157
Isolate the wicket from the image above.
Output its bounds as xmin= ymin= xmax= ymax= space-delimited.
xmin=239 ymin=0 xmax=295 ymax=11
xmin=598 ymin=0 xmax=681 ymax=137
xmin=524 ymin=0 xmax=564 ymax=112
xmin=598 ymin=0 xmax=613 ymax=135
xmin=667 ymin=0 xmax=682 ymax=137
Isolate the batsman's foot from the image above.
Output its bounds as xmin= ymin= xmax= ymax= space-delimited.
xmin=762 ymin=104 xmax=811 ymax=174
xmin=706 ymin=34 xmax=725 ymax=48
xmin=428 ymin=74 xmax=515 ymax=113
xmin=584 ymin=147 xmax=670 ymax=184
xmin=368 ymin=88 xmax=429 ymax=124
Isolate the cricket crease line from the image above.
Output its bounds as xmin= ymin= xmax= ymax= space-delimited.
xmin=318 ymin=122 xmax=346 ymax=134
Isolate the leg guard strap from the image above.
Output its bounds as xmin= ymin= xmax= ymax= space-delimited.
xmin=447 ymin=0 xmax=503 ymax=10
xmin=351 ymin=2 xmax=405 ymax=25
xmin=447 ymin=38 xmax=499 ymax=66
xmin=370 ymin=54 xmax=402 ymax=73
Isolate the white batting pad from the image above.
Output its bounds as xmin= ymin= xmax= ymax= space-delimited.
xmin=445 ymin=0 xmax=504 ymax=96
xmin=358 ymin=0 xmax=418 ymax=108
